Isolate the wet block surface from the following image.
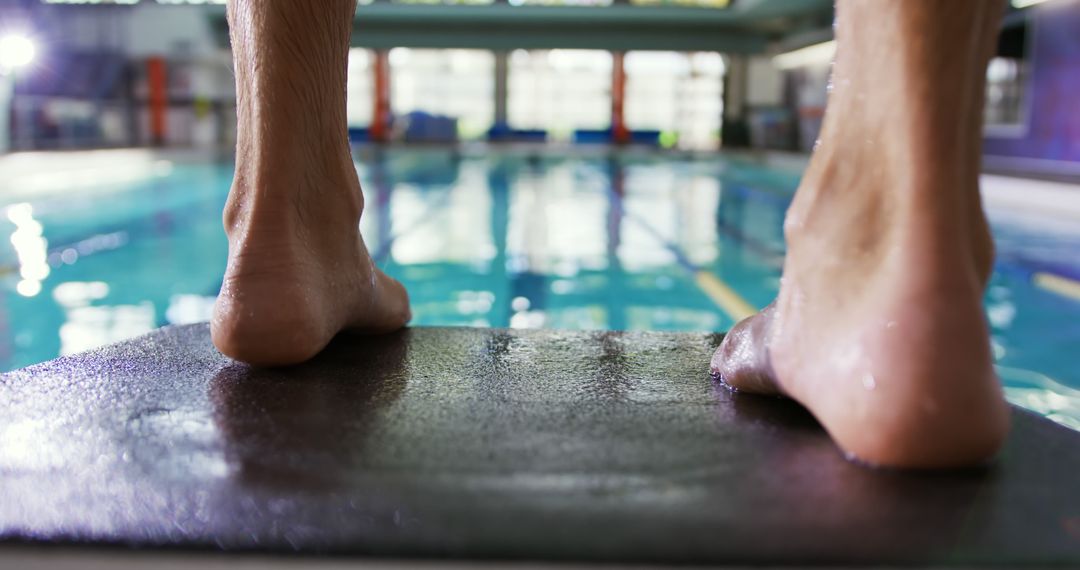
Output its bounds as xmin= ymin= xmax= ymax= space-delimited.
xmin=1 ymin=324 xmax=1079 ymax=566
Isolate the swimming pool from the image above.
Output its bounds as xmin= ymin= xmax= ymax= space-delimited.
xmin=2 ymin=147 xmax=1078 ymax=429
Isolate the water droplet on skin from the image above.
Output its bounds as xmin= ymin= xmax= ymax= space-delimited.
xmin=862 ymin=373 xmax=876 ymax=390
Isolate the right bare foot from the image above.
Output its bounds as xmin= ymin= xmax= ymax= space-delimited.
xmin=711 ymin=0 xmax=1010 ymax=469
xmin=211 ymin=0 xmax=409 ymax=367
xmin=711 ymin=147 xmax=1010 ymax=468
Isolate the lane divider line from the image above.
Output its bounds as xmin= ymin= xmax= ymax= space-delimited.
xmin=590 ymin=168 xmax=762 ymax=324
xmin=694 ymin=270 xmax=758 ymax=322
xmin=1033 ymin=271 xmax=1080 ymax=301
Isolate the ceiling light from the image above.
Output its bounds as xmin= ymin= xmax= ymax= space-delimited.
xmin=0 ymin=34 xmax=36 ymax=71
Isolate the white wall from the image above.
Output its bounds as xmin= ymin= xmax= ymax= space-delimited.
xmin=0 ymin=75 xmax=12 ymax=154
xmin=34 ymin=4 xmax=226 ymax=59
xmin=124 ymin=4 xmax=223 ymax=58
xmin=745 ymin=55 xmax=783 ymax=107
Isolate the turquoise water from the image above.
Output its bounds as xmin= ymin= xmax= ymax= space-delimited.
xmin=2 ymin=147 xmax=1078 ymax=428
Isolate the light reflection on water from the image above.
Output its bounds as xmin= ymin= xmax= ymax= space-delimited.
xmin=6 ymin=203 xmax=49 ymax=297
xmin=999 ymin=366 xmax=1080 ymax=431
xmin=0 ymin=148 xmax=1078 ymax=429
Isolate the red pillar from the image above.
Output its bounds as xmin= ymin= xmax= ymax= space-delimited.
xmin=611 ymin=51 xmax=630 ymax=145
xmin=147 ymin=57 xmax=168 ymax=146
xmin=371 ymin=50 xmax=391 ymax=143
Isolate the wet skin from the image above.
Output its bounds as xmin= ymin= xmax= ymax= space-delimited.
xmin=712 ymin=0 xmax=1010 ymax=468
xmin=211 ymin=0 xmax=409 ymax=366
xmin=214 ymin=0 xmax=1010 ymax=468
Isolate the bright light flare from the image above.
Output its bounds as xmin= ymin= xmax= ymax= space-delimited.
xmin=0 ymin=34 xmax=36 ymax=71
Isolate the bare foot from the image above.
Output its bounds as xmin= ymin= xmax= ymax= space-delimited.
xmin=711 ymin=157 xmax=1009 ymax=468
xmin=211 ymin=153 xmax=410 ymax=367
xmin=711 ymin=0 xmax=1010 ymax=469
xmin=211 ymin=0 xmax=409 ymax=367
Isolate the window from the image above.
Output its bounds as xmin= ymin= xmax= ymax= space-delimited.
xmin=508 ymin=49 xmax=612 ymax=139
xmin=346 ymin=48 xmax=374 ymax=128
xmin=985 ymin=57 xmax=1028 ymax=130
xmin=984 ymin=21 xmax=1029 ymax=134
xmin=625 ymin=51 xmax=724 ymax=149
xmin=390 ymin=48 xmax=495 ymax=139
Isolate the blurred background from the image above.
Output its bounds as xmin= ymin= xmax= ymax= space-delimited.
xmin=0 ymin=0 xmax=1078 ymax=428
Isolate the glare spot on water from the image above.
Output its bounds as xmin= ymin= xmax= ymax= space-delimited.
xmin=987 ymin=300 xmax=1017 ymax=328
xmin=455 ymin=290 xmax=495 ymax=315
xmin=550 ymin=279 xmax=573 ymax=295
xmin=554 ymin=260 xmax=579 ymax=278
xmin=153 ymin=160 xmax=174 ymax=177
xmin=166 ymin=294 xmax=217 ymax=325
xmin=53 ymin=281 xmax=109 ymax=307
xmin=992 ymin=338 xmax=1007 ymax=360
xmin=6 ymin=203 xmax=34 ymax=225
xmin=7 ymin=203 xmax=49 ymax=294
xmin=15 ymin=279 xmax=41 ymax=297
xmin=511 ymin=296 xmax=530 ymax=312
xmin=510 ymin=310 xmax=545 ymax=329
xmin=989 ymin=285 xmax=1011 ymax=301
xmin=51 ymin=284 xmax=155 ymax=356
xmin=999 ymin=365 xmax=1080 ymax=431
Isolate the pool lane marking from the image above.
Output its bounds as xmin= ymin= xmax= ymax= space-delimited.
xmin=594 ymin=172 xmax=760 ymax=323
xmin=694 ymin=270 xmax=758 ymax=322
xmin=1033 ymin=271 xmax=1080 ymax=301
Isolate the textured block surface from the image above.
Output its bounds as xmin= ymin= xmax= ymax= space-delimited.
xmin=1 ymin=324 xmax=1079 ymax=565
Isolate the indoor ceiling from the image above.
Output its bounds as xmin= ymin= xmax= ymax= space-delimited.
xmin=207 ymin=0 xmax=836 ymax=54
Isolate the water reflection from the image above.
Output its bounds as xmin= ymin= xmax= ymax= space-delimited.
xmin=165 ymin=293 xmax=217 ymax=325
xmin=49 ymin=281 xmax=155 ymax=356
xmin=1 ymin=149 xmax=1077 ymax=430
xmin=999 ymin=365 xmax=1080 ymax=431
xmin=7 ymin=203 xmax=49 ymax=297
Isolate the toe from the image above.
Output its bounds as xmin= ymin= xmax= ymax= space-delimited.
xmin=711 ymin=302 xmax=785 ymax=395
xmin=353 ymin=268 xmax=411 ymax=333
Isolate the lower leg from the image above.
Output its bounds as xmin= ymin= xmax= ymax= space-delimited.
xmin=212 ymin=0 xmax=410 ymax=366
xmin=712 ymin=0 xmax=1009 ymax=468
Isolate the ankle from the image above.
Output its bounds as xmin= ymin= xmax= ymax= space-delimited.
xmin=784 ymin=138 xmax=991 ymax=285
xmin=223 ymin=158 xmax=363 ymax=240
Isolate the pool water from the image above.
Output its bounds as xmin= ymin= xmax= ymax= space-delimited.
xmin=2 ymin=147 xmax=1078 ymax=429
